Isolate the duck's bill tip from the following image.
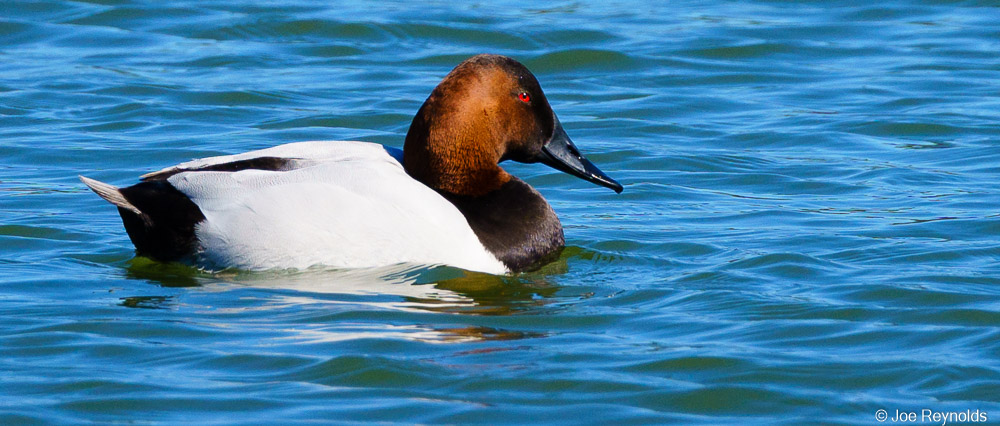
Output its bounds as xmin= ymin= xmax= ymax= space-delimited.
xmin=539 ymin=130 xmax=623 ymax=194
xmin=576 ymin=157 xmax=623 ymax=193
xmin=604 ymin=178 xmax=624 ymax=194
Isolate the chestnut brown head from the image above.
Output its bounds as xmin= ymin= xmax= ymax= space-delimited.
xmin=403 ymin=54 xmax=622 ymax=197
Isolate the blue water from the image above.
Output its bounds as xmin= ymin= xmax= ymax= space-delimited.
xmin=3 ymin=1 xmax=1000 ymax=424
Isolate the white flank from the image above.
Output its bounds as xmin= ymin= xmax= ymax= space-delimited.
xmin=165 ymin=141 xmax=507 ymax=274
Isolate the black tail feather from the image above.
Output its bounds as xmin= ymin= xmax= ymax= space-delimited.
xmin=83 ymin=177 xmax=205 ymax=261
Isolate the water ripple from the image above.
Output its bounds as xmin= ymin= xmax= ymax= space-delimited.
xmin=2 ymin=0 xmax=1000 ymax=423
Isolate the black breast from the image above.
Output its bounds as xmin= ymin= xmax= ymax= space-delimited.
xmin=442 ymin=178 xmax=564 ymax=272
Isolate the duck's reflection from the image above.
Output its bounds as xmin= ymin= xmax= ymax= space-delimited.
xmin=278 ymin=324 xmax=546 ymax=344
xmin=227 ymin=262 xmax=567 ymax=315
xmin=121 ymin=252 xmax=577 ymax=343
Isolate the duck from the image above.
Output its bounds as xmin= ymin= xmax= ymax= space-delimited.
xmin=81 ymin=54 xmax=623 ymax=275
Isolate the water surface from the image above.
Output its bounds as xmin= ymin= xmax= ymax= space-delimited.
xmin=2 ymin=1 xmax=1000 ymax=424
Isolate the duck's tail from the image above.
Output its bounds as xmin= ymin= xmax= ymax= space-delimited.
xmin=80 ymin=176 xmax=205 ymax=261
xmin=79 ymin=176 xmax=143 ymax=216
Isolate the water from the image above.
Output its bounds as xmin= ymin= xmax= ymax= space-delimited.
xmin=2 ymin=1 xmax=999 ymax=423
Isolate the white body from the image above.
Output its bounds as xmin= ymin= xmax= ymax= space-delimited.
xmin=156 ymin=141 xmax=506 ymax=274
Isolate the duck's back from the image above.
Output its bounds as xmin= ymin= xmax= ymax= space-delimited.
xmin=113 ymin=141 xmax=507 ymax=274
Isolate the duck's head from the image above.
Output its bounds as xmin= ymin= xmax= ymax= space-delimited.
xmin=403 ymin=54 xmax=623 ymax=197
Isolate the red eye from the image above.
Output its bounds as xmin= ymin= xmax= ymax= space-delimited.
xmin=518 ymin=92 xmax=530 ymax=103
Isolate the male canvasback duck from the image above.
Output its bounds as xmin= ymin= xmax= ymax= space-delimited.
xmin=81 ymin=54 xmax=622 ymax=275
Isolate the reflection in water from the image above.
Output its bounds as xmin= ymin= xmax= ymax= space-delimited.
xmin=119 ymin=295 xmax=173 ymax=309
xmin=222 ymin=263 xmax=566 ymax=315
xmin=125 ymin=257 xmax=207 ymax=288
xmin=280 ymin=324 xmax=546 ymax=344
xmin=123 ymin=250 xmax=575 ymax=314
xmin=119 ymin=250 xmax=587 ymax=343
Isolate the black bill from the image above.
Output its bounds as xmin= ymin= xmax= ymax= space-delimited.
xmin=537 ymin=118 xmax=623 ymax=193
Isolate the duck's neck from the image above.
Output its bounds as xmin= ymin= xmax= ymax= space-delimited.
xmin=402 ymin=99 xmax=512 ymax=197
xmin=404 ymin=153 xmax=510 ymax=197
xmin=401 ymin=98 xmax=565 ymax=271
